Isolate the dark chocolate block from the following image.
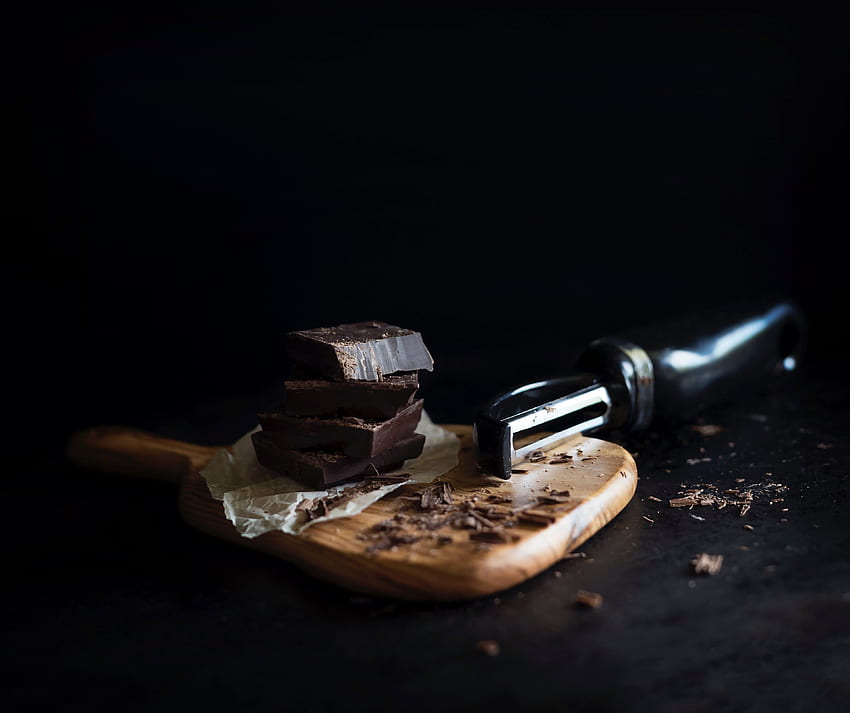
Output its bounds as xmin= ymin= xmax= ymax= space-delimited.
xmin=280 ymin=373 xmax=419 ymax=419
xmin=286 ymin=321 xmax=434 ymax=381
xmin=252 ymin=431 xmax=426 ymax=488
xmin=258 ymin=399 xmax=424 ymax=458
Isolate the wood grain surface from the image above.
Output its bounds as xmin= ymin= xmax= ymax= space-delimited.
xmin=68 ymin=424 xmax=637 ymax=601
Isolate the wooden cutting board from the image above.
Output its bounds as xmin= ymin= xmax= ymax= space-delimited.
xmin=67 ymin=424 xmax=637 ymax=601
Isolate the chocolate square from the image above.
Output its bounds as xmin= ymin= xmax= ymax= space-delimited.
xmin=286 ymin=321 xmax=434 ymax=381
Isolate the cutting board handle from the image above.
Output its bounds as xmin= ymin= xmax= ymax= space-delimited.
xmin=66 ymin=426 xmax=222 ymax=484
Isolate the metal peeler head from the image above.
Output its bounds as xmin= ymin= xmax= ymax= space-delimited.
xmin=473 ymin=372 xmax=614 ymax=479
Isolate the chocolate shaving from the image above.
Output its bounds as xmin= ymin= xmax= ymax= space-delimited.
xmin=418 ymin=480 xmax=454 ymax=510
xmin=466 ymin=508 xmax=498 ymax=529
xmin=535 ymin=493 xmax=571 ymax=504
xmin=663 ymin=481 xmax=786 ymax=520
xmin=356 ymin=468 xmax=581 ymax=555
xmin=691 ymin=553 xmax=724 ymax=575
xmin=516 ymin=509 xmax=556 ymax=526
xmin=575 ymin=590 xmax=603 ymax=608
xmin=471 ymin=503 xmax=514 ymax=520
xmin=302 ymin=473 xmax=410 ymax=521
xmin=486 ymin=494 xmax=513 ymax=504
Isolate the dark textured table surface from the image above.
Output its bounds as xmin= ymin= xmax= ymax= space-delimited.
xmin=13 ymin=344 xmax=850 ymax=713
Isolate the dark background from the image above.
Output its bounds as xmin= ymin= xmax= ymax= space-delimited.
xmin=18 ymin=4 xmax=850 ymax=712
xmin=25 ymin=2 xmax=848 ymax=443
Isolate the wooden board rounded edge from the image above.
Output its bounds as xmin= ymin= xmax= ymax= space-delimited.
xmin=178 ymin=425 xmax=637 ymax=601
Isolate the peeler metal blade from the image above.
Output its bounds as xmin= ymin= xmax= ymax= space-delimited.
xmin=473 ymin=373 xmax=614 ymax=480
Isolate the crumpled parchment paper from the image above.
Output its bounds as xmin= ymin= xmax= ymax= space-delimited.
xmin=199 ymin=411 xmax=460 ymax=538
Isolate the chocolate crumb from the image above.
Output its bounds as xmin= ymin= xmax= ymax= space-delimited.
xmin=691 ymin=424 xmax=723 ymax=436
xmin=575 ymin=590 xmax=603 ymax=608
xmin=476 ymin=640 xmax=501 ymax=656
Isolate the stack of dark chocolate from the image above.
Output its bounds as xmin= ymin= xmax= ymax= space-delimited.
xmin=252 ymin=321 xmax=435 ymax=488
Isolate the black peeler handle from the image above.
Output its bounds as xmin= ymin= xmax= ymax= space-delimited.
xmin=474 ymin=297 xmax=807 ymax=478
xmin=576 ymin=298 xmax=807 ymax=432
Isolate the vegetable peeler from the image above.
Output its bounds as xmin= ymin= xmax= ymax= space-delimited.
xmin=473 ymin=299 xmax=806 ymax=479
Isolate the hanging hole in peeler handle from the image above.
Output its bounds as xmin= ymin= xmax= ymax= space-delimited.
xmin=777 ymin=317 xmax=805 ymax=372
